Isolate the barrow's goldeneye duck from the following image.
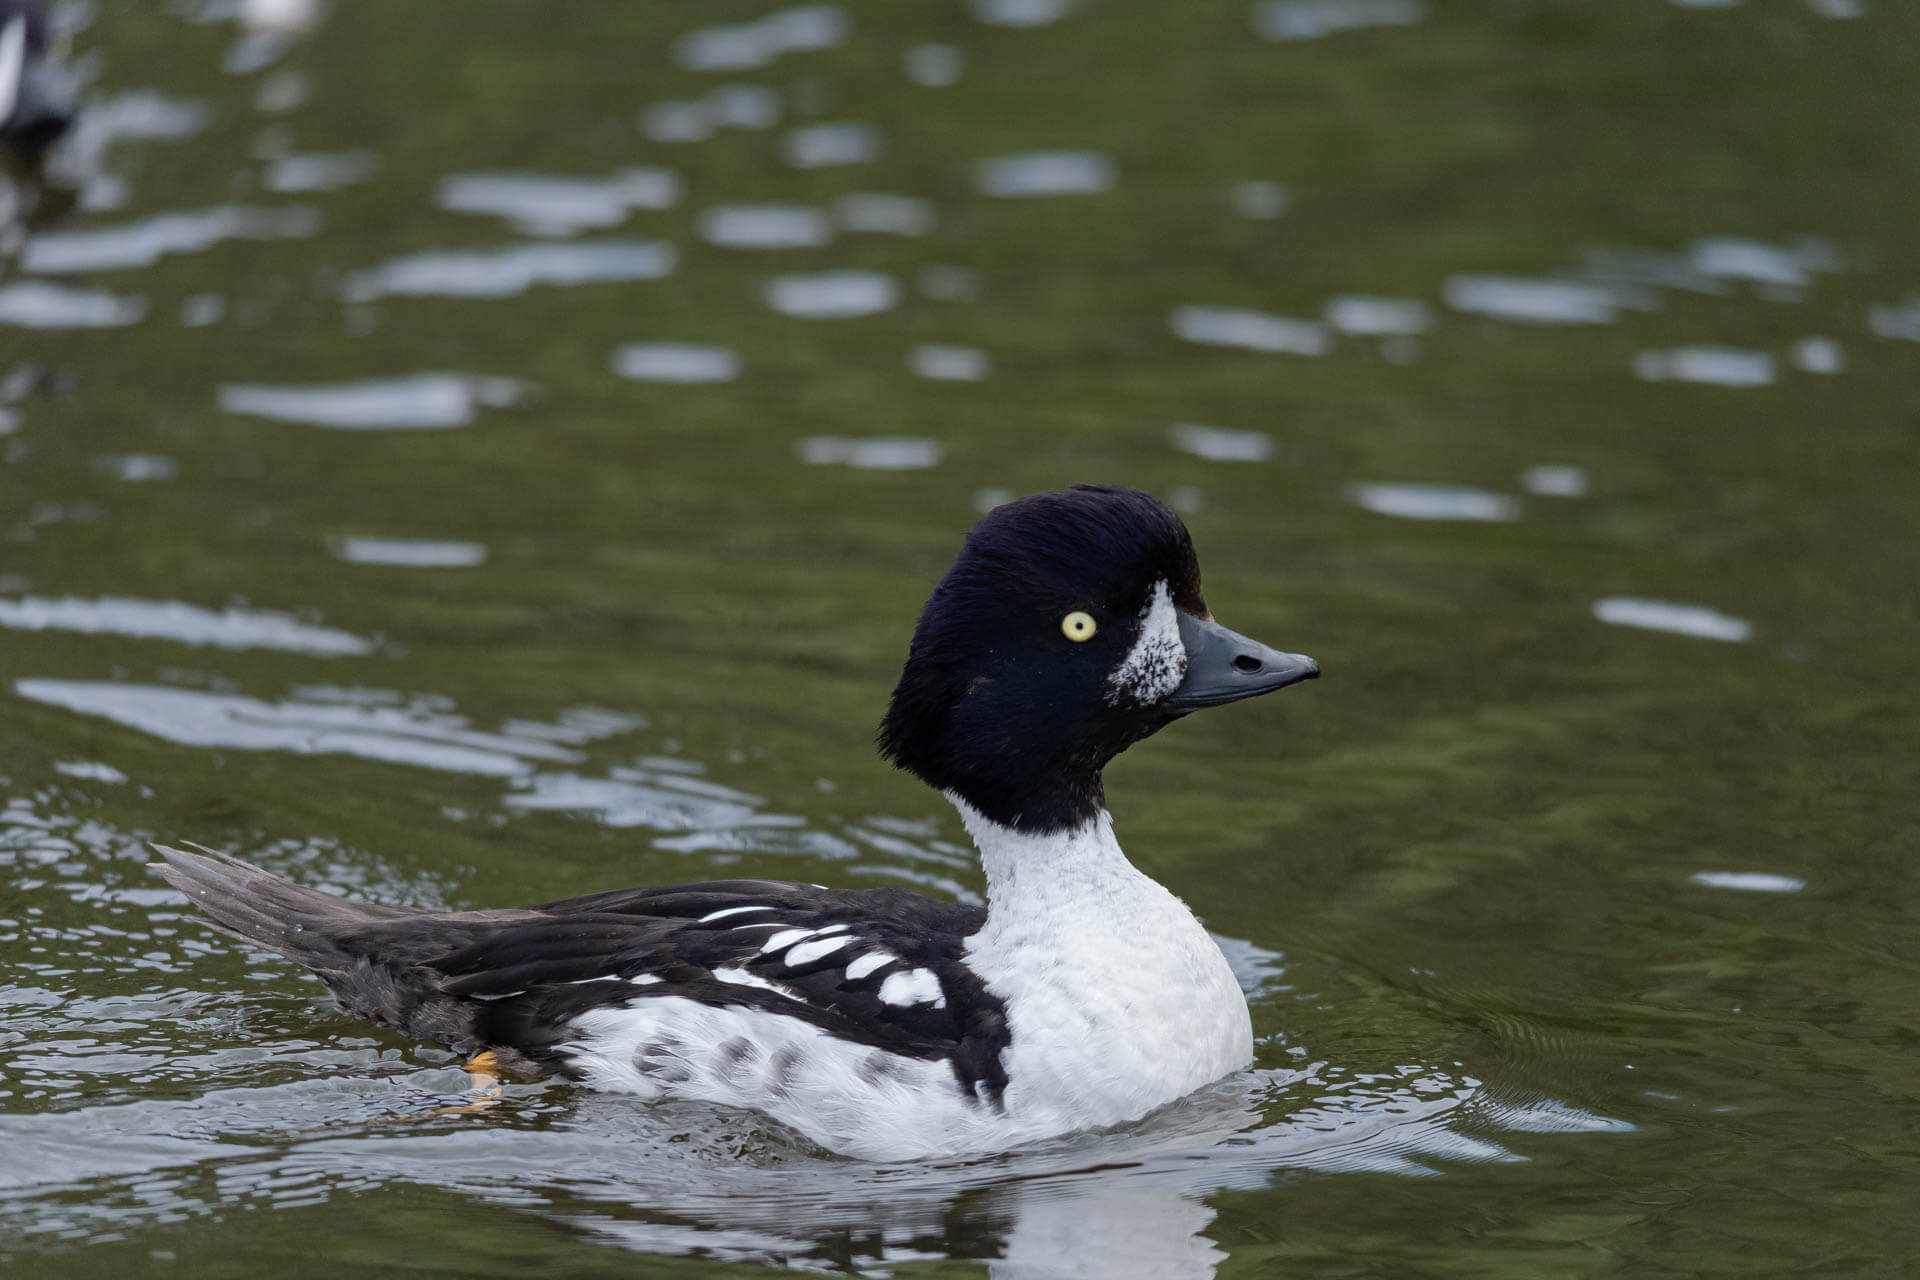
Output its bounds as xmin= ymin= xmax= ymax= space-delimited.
xmin=152 ymin=484 xmax=1319 ymax=1161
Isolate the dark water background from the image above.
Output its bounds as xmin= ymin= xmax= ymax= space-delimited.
xmin=3 ymin=0 xmax=1917 ymax=1274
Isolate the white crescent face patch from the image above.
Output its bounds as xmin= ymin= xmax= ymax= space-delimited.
xmin=1105 ymin=580 xmax=1186 ymax=706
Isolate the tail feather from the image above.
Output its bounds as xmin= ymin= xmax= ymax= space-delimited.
xmin=148 ymin=842 xmax=410 ymax=966
xmin=149 ymin=842 xmax=488 ymax=1052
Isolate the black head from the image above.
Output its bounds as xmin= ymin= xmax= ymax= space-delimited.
xmin=878 ymin=485 xmax=1318 ymax=833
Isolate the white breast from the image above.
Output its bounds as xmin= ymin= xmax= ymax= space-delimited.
xmin=954 ymin=800 xmax=1254 ymax=1137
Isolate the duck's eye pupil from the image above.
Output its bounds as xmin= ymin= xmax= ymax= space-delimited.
xmin=1061 ymin=611 xmax=1097 ymax=642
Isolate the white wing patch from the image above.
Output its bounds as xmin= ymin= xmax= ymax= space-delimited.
xmin=783 ymin=934 xmax=853 ymax=966
xmin=698 ymin=905 xmax=771 ymax=923
xmin=844 ymin=951 xmax=892 ymax=981
xmin=878 ymin=967 xmax=946 ymax=1008
xmin=759 ymin=927 xmax=814 ymax=953
xmin=1105 ymin=579 xmax=1186 ymax=706
xmin=712 ymin=966 xmax=789 ymax=995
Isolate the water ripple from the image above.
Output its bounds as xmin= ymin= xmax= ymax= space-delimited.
xmin=218 ymin=373 xmax=534 ymax=430
xmin=343 ymin=240 xmax=675 ymax=301
xmin=22 ymin=205 xmax=321 ymax=274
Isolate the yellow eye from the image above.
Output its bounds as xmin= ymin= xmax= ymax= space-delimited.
xmin=1061 ymin=611 xmax=1097 ymax=642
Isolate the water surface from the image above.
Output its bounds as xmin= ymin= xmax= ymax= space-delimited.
xmin=3 ymin=0 xmax=1918 ymax=1275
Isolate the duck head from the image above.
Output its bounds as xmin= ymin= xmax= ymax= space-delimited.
xmin=879 ymin=485 xmax=1318 ymax=833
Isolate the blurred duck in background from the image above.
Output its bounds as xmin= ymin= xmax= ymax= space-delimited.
xmin=0 ymin=0 xmax=80 ymax=164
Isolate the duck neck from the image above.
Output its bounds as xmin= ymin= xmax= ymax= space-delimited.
xmin=949 ymin=794 xmax=1165 ymax=936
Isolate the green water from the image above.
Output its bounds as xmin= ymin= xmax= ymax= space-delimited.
xmin=3 ymin=0 xmax=1918 ymax=1274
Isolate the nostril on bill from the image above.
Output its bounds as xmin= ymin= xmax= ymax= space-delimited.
xmin=1231 ymin=654 xmax=1263 ymax=674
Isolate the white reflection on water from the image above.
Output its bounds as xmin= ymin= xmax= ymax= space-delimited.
xmin=672 ymin=5 xmax=849 ymax=73
xmin=765 ymin=270 xmax=899 ymax=317
xmin=507 ymin=767 xmax=778 ymax=833
xmin=1253 ymin=0 xmax=1426 ymax=41
xmin=218 ymin=373 xmax=533 ymax=430
xmin=1444 ymin=275 xmax=1617 ymax=325
xmin=1632 ymin=346 xmax=1775 ymax=387
xmin=92 ymin=453 xmax=181 ymax=482
xmin=12 ymin=681 xmax=636 ymax=776
xmin=975 ymin=150 xmax=1115 ymax=198
xmin=264 ymin=150 xmax=379 ymax=193
xmin=0 ymin=597 xmax=372 ymax=655
xmin=1233 ymin=180 xmax=1291 ymax=220
xmin=53 ymin=760 xmax=130 ymax=784
xmin=179 ymin=293 xmax=225 ymax=326
xmin=909 ymin=344 xmax=991 ymax=381
xmin=782 ymin=121 xmax=882 ymax=168
xmin=904 ymin=42 xmax=966 ymax=86
xmin=1789 ymin=336 xmax=1844 ymax=374
xmin=1690 ymin=871 xmax=1805 ymax=892
xmin=1346 ymin=483 xmax=1522 ymax=522
xmin=918 ymin=263 xmax=982 ymax=302
xmin=639 ymin=100 xmax=715 ymax=143
xmin=611 ymin=343 xmax=741 ymax=384
xmin=1520 ymin=465 xmax=1588 ymax=498
xmin=708 ymin=83 xmax=782 ymax=128
xmin=1593 ymin=597 xmax=1752 ymax=642
xmin=1324 ymin=295 xmax=1431 ymax=336
xmin=698 ymin=203 xmax=832 ymax=250
xmin=1170 ymin=424 xmax=1273 ymax=463
xmin=437 ymin=170 xmax=681 ymax=237
xmin=342 ymin=240 xmax=675 ymax=301
xmin=0 ymin=281 xmax=146 ymax=328
xmin=837 ymin=192 xmax=936 ymax=236
xmin=1867 ymin=295 xmax=1920 ymax=341
xmin=1689 ymin=236 xmax=1836 ymax=289
xmin=797 ymin=436 xmax=944 ymax=469
xmin=331 ymin=538 xmax=488 ymax=568
xmin=1171 ymin=304 xmax=1330 ymax=356
xmin=21 ymin=205 xmax=321 ymax=273
xmin=972 ymin=0 xmax=1074 ymax=26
